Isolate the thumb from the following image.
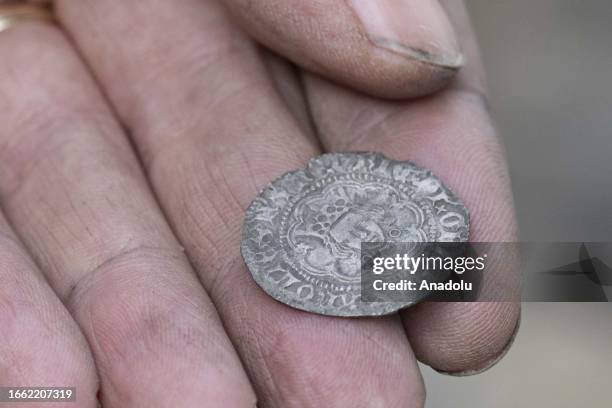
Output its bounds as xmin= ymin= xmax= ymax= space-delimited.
xmin=222 ymin=0 xmax=464 ymax=99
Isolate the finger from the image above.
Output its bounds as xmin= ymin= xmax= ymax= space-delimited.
xmin=303 ymin=0 xmax=520 ymax=374
xmin=262 ymin=50 xmax=317 ymax=141
xmin=55 ymin=0 xmax=426 ymax=406
xmin=0 ymin=212 xmax=97 ymax=407
xmin=221 ymin=0 xmax=463 ymax=99
xmin=0 ymin=22 xmax=255 ymax=407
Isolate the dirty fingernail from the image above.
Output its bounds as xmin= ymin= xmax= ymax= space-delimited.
xmin=349 ymin=0 xmax=464 ymax=68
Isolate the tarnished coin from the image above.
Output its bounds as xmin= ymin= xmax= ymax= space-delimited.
xmin=241 ymin=152 xmax=469 ymax=317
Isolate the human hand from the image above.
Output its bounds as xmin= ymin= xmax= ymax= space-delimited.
xmin=0 ymin=0 xmax=520 ymax=406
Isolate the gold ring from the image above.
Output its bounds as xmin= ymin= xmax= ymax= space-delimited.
xmin=0 ymin=2 xmax=55 ymax=34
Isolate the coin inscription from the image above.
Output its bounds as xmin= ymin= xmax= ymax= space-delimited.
xmin=241 ymin=152 xmax=469 ymax=316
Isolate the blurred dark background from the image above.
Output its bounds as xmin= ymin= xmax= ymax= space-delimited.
xmin=471 ymin=0 xmax=612 ymax=241
xmin=423 ymin=1 xmax=612 ymax=406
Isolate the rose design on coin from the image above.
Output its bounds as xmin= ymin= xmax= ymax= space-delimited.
xmin=241 ymin=152 xmax=469 ymax=316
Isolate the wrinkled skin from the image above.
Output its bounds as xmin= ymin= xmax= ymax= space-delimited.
xmin=0 ymin=1 xmax=519 ymax=407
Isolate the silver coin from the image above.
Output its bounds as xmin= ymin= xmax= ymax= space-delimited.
xmin=241 ymin=152 xmax=469 ymax=317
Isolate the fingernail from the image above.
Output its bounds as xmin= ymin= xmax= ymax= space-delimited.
xmin=348 ymin=0 xmax=464 ymax=68
xmin=436 ymin=314 xmax=522 ymax=377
